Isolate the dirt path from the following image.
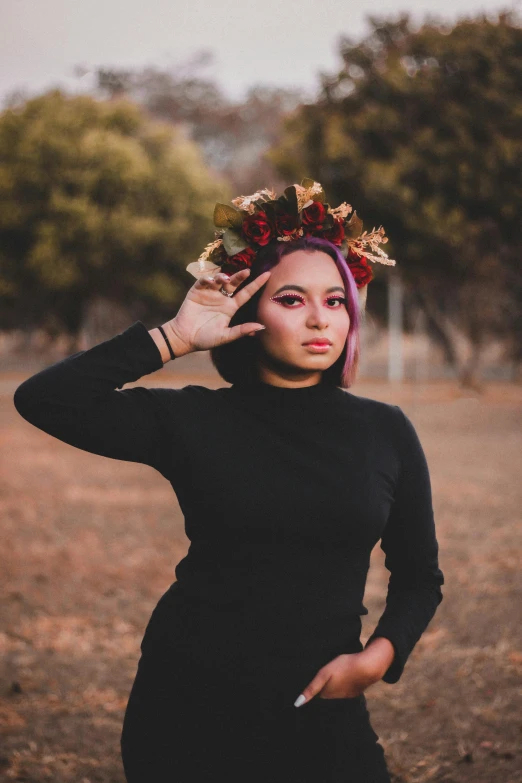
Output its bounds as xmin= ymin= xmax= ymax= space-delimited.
xmin=1 ymin=374 xmax=521 ymax=782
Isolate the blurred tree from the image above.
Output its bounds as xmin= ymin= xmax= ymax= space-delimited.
xmin=0 ymin=90 xmax=228 ymax=337
xmin=269 ymin=12 xmax=522 ymax=387
xmin=95 ymin=53 xmax=304 ymax=194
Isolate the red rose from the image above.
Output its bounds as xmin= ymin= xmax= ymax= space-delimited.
xmin=301 ymin=201 xmax=326 ymax=228
xmin=347 ymin=249 xmax=373 ymax=288
xmin=242 ymin=211 xmax=273 ymax=246
xmin=322 ymin=218 xmax=345 ymax=245
xmin=275 ymin=211 xmax=299 ymax=236
xmin=222 ymin=246 xmax=257 ymax=273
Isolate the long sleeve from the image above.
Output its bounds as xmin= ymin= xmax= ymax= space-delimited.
xmin=13 ymin=321 xmax=176 ymax=477
xmin=364 ymin=406 xmax=445 ymax=684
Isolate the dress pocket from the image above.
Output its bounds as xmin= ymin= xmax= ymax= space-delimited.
xmin=314 ymin=692 xmax=366 ymax=709
xmin=312 ymin=692 xmax=381 ymax=743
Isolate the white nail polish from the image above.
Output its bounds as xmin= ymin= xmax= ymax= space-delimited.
xmin=294 ymin=694 xmax=306 ymax=708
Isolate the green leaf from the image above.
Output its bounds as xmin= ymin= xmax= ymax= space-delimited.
xmin=301 ymin=177 xmax=316 ymax=188
xmin=283 ymin=186 xmax=299 ymax=215
xmin=263 ymin=201 xmax=277 ymax=219
xmin=213 ymin=203 xmax=243 ymax=229
xmin=345 ymin=211 xmax=363 ymax=239
xmin=209 ymin=244 xmax=226 ymax=264
xmin=222 ymin=229 xmax=249 ymax=256
xmin=323 ymin=213 xmax=335 ymax=230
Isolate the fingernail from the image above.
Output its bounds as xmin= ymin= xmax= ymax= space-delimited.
xmin=294 ymin=694 xmax=306 ymax=708
xmin=254 ymin=326 xmax=266 ymax=331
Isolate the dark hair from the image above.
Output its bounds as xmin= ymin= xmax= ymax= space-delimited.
xmin=210 ymin=236 xmax=361 ymax=388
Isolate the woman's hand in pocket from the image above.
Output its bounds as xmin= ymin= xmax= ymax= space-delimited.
xmin=293 ymin=652 xmax=383 ymax=707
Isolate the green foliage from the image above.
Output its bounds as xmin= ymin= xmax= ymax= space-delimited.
xmin=221 ymin=229 xmax=248 ymax=256
xmin=269 ymin=12 xmax=522 ymax=369
xmin=0 ymin=90 xmax=229 ymax=331
xmin=213 ymin=203 xmax=243 ymax=229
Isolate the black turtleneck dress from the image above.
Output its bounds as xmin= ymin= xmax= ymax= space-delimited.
xmin=13 ymin=320 xmax=445 ymax=783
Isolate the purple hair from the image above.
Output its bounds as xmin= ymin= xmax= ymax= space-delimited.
xmin=210 ymin=236 xmax=362 ymax=388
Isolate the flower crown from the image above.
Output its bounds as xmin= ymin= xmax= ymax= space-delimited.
xmin=186 ymin=178 xmax=396 ymax=307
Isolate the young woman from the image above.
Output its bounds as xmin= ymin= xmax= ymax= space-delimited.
xmin=14 ymin=190 xmax=445 ymax=782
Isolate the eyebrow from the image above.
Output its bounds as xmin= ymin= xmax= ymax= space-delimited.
xmin=272 ymin=284 xmax=346 ymax=295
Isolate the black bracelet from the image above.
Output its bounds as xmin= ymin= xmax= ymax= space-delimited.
xmin=157 ymin=325 xmax=176 ymax=360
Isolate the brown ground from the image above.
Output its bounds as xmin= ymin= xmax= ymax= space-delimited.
xmin=1 ymin=371 xmax=521 ymax=783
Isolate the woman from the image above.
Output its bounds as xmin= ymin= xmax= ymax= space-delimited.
xmin=13 ymin=182 xmax=444 ymax=783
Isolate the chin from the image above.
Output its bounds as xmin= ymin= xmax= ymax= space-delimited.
xmin=295 ymin=359 xmax=332 ymax=373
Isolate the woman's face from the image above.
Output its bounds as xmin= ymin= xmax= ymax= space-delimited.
xmin=255 ymin=249 xmax=350 ymax=385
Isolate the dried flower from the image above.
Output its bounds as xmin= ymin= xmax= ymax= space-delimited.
xmin=231 ymin=188 xmax=278 ymax=212
xmin=189 ymin=179 xmax=396 ymax=294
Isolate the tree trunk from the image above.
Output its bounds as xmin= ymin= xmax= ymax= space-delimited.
xmin=78 ymin=297 xmax=133 ymax=350
xmin=415 ymin=288 xmax=459 ymax=370
xmin=458 ymin=342 xmax=484 ymax=392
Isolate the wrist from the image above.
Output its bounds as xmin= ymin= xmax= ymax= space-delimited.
xmin=148 ymin=322 xmax=191 ymax=364
xmin=359 ymin=637 xmax=396 ymax=682
xmin=148 ymin=328 xmax=170 ymax=364
xmin=162 ymin=320 xmax=192 ymax=359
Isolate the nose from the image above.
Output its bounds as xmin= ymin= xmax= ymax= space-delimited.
xmin=306 ymin=302 xmax=329 ymax=330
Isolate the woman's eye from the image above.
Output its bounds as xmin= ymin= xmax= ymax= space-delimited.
xmin=272 ymin=295 xmax=347 ymax=307
xmin=273 ymin=295 xmax=304 ymax=306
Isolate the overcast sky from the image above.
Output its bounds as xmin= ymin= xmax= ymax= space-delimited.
xmin=1 ymin=0 xmax=519 ymax=106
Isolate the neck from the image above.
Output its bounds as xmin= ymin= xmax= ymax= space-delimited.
xmin=255 ymin=361 xmax=324 ymax=390
xmin=255 ymin=376 xmax=324 ymax=390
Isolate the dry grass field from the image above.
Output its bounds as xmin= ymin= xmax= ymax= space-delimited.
xmin=1 ymin=369 xmax=521 ymax=783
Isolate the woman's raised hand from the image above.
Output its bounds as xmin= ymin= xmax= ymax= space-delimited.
xmin=161 ymin=268 xmax=271 ymax=357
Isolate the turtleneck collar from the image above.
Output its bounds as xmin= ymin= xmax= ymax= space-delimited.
xmin=230 ymin=377 xmax=342 ymax=402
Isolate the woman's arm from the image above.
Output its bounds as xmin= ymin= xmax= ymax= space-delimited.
xmin=14 ymin=268 xmax=271 ymax=479
xmin=363 ymin=406 xmax=445 ymax=684
xmin=13 ymin=321 xmax=184 ymax=476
